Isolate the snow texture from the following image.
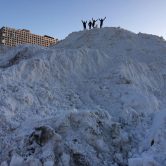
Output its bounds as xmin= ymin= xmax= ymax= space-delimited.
xmin=0 ymin=27 xmax=166 ymax=165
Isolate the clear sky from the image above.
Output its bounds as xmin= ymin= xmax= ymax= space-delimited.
xmin=0 ymin=0 xmax=166 ymax=40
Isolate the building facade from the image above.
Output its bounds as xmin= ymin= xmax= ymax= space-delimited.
xmin=0 ymin=27 xmax=58 ymax=47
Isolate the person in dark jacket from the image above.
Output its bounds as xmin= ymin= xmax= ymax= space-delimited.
xmin=88 ymin=21 xmax=92 ymax=29
xmin=92 ymin=18 xmax=98 ymax=28
xmin=99 ymin=17 xmax=106 ymax=28
xmin=81 ymin=20 xmax=87 ymax=30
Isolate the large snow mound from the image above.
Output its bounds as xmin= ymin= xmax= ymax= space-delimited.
xmin=0 ymin=27 xmax=166 ymax=166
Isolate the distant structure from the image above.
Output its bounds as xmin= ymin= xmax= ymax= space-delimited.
xmin=0 ymin=26 xmax=58 ymax=47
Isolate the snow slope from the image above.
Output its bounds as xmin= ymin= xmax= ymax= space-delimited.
xmin=0 ymin=45 xmax=11 ymax=56
xmin=0 ymin=27 xmax=166 ymax=166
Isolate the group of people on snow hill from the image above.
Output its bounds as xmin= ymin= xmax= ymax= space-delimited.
xmin=81 ymin=17 xmax=106 ymax=30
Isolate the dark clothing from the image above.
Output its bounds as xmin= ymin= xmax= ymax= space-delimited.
xmin=82 ymin=20 xmax=87 ymax=30
xmin=92 ymin=18 xmax=98 ymax=28
xmin=99 ymin=17 xmax=106 ymax=28
xmin=88 ymin=21 xmax=92 ymax=29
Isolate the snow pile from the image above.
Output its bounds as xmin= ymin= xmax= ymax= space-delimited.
xmin=0 ymin=27 xmax=166 ymax=165
xmin=0 ymin=45 xmax=11 ymax=55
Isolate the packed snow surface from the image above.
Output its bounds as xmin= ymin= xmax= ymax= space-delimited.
xmin=0 ymin=27 xmax=166 ymax=166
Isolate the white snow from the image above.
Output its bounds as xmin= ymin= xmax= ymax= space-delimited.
xmin=0 ymin=27 xmax=166 ymax=165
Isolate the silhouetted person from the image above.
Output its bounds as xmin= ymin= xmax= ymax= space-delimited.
xmin=92 ymin=18 xmax=98 ymax=28
xmin=88 ymin=21 xmax=92 ymax=29
xmin=81 ymin=20 xmax=87 ymax=30
xmin=99 ymin=17 xmax=106 ymax=28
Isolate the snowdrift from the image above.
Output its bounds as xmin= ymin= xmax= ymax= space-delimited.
xmin=0 ymin=27 xmax=166 ymax=166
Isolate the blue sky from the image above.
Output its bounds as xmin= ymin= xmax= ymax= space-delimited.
xmin=0 ymin=0 xmax=166 ymax=39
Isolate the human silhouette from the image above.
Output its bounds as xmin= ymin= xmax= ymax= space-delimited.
xmin=92 ymin=18 xmax=98 ymax=28
xmin=99 ymin=17 xmax=106 ymax=28
xmin=88 ymin=21 xmax=92 ymax=29
xmin=81 ymin=20 xmax=87 ymax=30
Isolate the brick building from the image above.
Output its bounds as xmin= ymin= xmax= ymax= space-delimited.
xmin=0 ymin=26 xmax=58 ymax=47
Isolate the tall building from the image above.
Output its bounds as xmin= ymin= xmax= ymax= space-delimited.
xmin=0 ymin=26 xmax=58 ymax=47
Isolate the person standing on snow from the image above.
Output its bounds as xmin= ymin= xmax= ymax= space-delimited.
xmin=92 ymin=18 xmax=98 ymax=28
xmin=81 ymin=20 xmax=87 ymax=30
xmin=99 ymin=17 xmax=106 ymax=28
xmin=88 ymin=20 xmax=92 ymax=29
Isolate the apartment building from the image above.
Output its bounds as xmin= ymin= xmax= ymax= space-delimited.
xmin=0 ymin=26 xmax=58 ymax=47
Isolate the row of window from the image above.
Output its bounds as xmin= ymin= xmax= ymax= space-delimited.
xmin=5 ymin=40 xmax=52 ymax=44
xmin=4 ymin=35 xmax=54 ymax=41
xmin=3 ymin=42 xmax=50 ymax=47
xmin=3 ymin=38 xmax=52 ymax=43
xmin=4 ymin=37 xmax=55 ymax=43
